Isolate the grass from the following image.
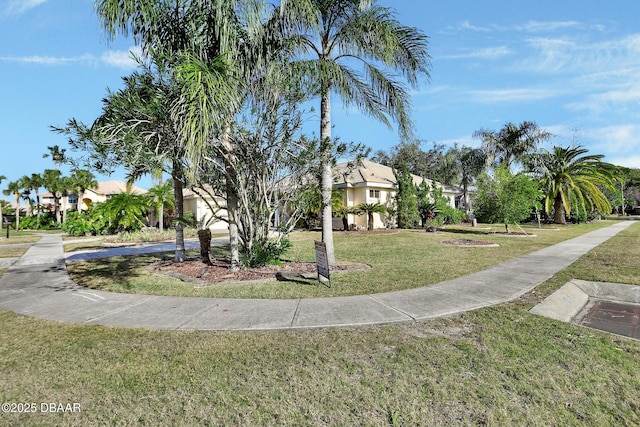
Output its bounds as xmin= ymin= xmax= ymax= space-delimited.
xmin=67 ymin=221 xmax=613 ymax=299
xmin=0 ymin=222 xmax=639 ymax=425
xmin=0 ymin=246 xmax=29 ymax=258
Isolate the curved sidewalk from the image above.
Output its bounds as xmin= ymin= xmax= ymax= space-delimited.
xmin=0 ymin=221 xmax=633 ymax=331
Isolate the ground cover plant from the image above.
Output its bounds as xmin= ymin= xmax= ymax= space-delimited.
xmin=66 ymin=221 xmax=612 ymax=299
xmin=0 ymin=222 xmax=639 ymax=425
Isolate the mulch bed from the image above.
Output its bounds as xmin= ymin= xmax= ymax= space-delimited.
xmin=151 ymin=257 xmax=370 ymax=284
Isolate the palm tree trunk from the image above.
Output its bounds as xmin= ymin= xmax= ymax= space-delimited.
xmin=158 ymin=201 xmax=164 ymax=233
xmin=14 ymin=194 xmax=20 ymax=230
xmin=77 ymin=189 xmax=84 ymax=213
xmin=320 ymin=89 xmax=336 ymax=265
xmin=173 ymin=162 xmax=186 ymax=262
xmin=222 ymin=127 xmax=241 ymax=271
xmin=198 ymin=228 xmax=212 ymax=264
xmin=553 ymin=195 xmax=566 ymax=224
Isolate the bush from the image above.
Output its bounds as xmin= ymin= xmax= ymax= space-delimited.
xmin=18 ymin=213 xmax=59 ymax=230
xmin=241 ymin=237 xmax=292 ymax=268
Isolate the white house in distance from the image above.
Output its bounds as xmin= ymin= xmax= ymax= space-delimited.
xmin=183 ymin=187 xmax=229 ymax=232
xmin=333 ymin=159 xmax=458 ymax=230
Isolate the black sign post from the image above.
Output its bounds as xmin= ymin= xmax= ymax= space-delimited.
xmin=314 ymin=241 xmax=331 ymax=287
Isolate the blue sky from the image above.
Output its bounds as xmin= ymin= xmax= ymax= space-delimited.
xmin=2 ymin=0 xmax=640 ymax=202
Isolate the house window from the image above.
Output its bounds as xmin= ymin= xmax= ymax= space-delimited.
xmin=369 ymin=189 xmax=380 ymax=199
xmin=67 ymin=194 xmax=78 ymax=204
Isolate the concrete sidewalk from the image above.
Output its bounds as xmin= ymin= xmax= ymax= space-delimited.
xmin=0 ymin=221 xmax=633 ymax=331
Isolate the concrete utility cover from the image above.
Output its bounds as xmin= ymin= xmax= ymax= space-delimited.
xmin=580 ymin=300 xmax=640 ymax=340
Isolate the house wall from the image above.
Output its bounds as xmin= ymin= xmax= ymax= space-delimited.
xmin=183 ymin=196 xmax=229 ymax=232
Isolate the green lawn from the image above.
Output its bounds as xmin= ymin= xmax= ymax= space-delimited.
xmin=67 ymin=221 xmax=613 ymax=299
xmin=1 ymin=221 xmax=638 ymax=425
xmin=0 ymin=246 xmax=29 ymax=258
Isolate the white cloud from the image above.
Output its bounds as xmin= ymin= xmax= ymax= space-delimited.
xmin=101 ymin=46 xmax=142 ymax=69
xmin=468 ymin=87 xmax=558 ymax=103
xmin=0 ymin=47 xmax=142 ymax=69
xmin=441 ymin=46 xmax=512 ymax=60
xmin=586 ymin=125 xmax=640 ymax=154
xmin=3 ymin=0 xmax=47 ymax=16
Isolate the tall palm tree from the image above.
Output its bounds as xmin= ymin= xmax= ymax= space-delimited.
xmin=43 ymin=145 xmax=66 ymax=169
xmin=529 ymin=146 xmax=615 ymax=224
xmin=279 ymin=0 xmax=431 ymax=264
xmin=29 ymin=173 xmax=44 ymax=225
xmin=42 ymin=169 xmax=67 ymax=224
xmin=3 ymin=180 xmax=21 ymax=230
xmin=146 ymin=181 xmax=175 ymax=232
xmin=0 ymin=174 xmax=6 ymax=227
xmin=474 ymin=121 xmax=551 ymax=172
xmin=69 ymin=169 xmax=98 ymax=213
xmin=457 ymin=146 xmax=487 ymax=215
xmin=18 ymin=175 xmax=34 ymax=218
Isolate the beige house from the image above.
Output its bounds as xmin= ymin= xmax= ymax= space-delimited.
xmin=41 ymin=180 xmax=147 ymax=213
xmin=333 ymin=160 xmax=458 ymax=230
xmin=183 ymin=188 xmax=229 ymax=232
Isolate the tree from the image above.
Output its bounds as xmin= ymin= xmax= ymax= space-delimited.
xmin=0 ymin=174 xmax=5 ymax=226
xmin=474 ymin=121 xmax=551 ymax=172
xmin=69 ymin=169 xmax=98 ymax=213
xmin=474 ymin=166 xmax=542 ymax=233
xmin=457 ymin=146 xmax=487 ymax=215
xmin=527 ymin=146 xmax=615 ymax=224
xmin=100 ymin=190 xmax=150 ymax=233
xmin=42 ymin=169 xmax=68 ymax=224
xmin=146 ymin=181 xmax=175 ymax=232
xmin=3 ymin=180 xmax=21 ymax=230
xmin=356 ymin=202 xmax=386 ymax=230
xmin=29 ymin=173 xmax=44 ymax=226
xmin=43 ymin=145 xmax=66 ymax=169
xmin=280 ymin=0 xmax=431 ymax=264
xmin=393 ymin=163 xmax=419 ymax=228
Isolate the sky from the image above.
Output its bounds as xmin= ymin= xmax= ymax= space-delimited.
xmin=2 ymin=0 xmax=640 ymax=203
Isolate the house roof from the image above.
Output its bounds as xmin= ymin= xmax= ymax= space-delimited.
xmin=90 ymin=180 xmax=147 ymax=196
xmin=41 ymin=180 xmax=147 ymax=198
xmin=334 ymin=159 xmax=458 ymax=193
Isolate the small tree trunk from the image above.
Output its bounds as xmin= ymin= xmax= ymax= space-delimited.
xmin=320 ymin=90 xmax=336 ymax=265
xmin=342 ymin=216 xmax=348 ymax=231
xmin=368 ymin=212 xmax=373 ymax=230
xmin=504 ymin=223 xmax=510 ymax=234
xmin=198 ymin=229 xmax=212 ymax=264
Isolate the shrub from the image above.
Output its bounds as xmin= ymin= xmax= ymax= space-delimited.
xmin=241 ymin=237 xmax=292 ymax=268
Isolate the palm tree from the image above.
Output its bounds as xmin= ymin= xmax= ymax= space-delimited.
xmin=146 ymin=181 xmax=175 ymax=232
xmin=356 ymin=202 xmax=386 ymax=231
xmin=529 ymin=146 xmax=615 ymax=224
xmin=29 ymin=173 xmax=44 ymax=226
xmin=69 ymin=169 xmax=98 ymax=213
xmin=0 ymin=174 xmax=6 ymax=227
xmin=42 ymin=169 xmax=68 ymax=224
xmin=18 ymin=175 xmax=33 ymax=219
xmin=101 ymin=191 xmax=151 ymax=233
xmin=474 ymin=121 xmax=551 ymax=172
xmin=3 ymin=180 xmax=21 ymax=230
xmin=457 ymin=146 xmax=487 ymax=215
xmin=279 ymin=0 xmax=430 ymax=264
xmin=43 ymin=145 xmax=66 ymax=169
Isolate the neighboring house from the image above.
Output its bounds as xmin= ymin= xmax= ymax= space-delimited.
xmin=41 ymin=180 xmax=147 ymax=213
xmin=334 ymin=159 xmax=458 ymax=230
xmin=183 ymin=188 xmax=229 ymax=232
xmin=181 ymin=160 xmax=459 ymax=231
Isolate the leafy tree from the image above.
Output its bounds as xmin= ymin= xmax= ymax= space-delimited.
xmin=393 ymin=164 xmax=419 ymax=228
xmin=281 ymin=0 xmax=431 ymax=264
xmin=3 ymin=180 xmax=21 ymax=230
xmin=527 ymin=146 xmax=615 ymax=224
xmin=146 ymin=181 xmax=175 ymax=232
xmin=356 ymin=202 xmax=386 ymax=230
xmin=474 ymin=121 xmax=551 ymax=172
xmin=474 ymin=166 xmax=542 ymax=233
